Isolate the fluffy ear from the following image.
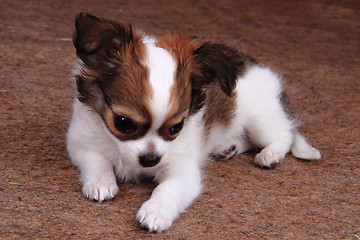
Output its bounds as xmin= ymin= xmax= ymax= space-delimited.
xmin=192 ymin=42 xmax=256 ymax=96
xmin=73 ymin=13 xmax=133 ymax=69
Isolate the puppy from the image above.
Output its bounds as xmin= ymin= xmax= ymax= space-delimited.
xmin=66 ymin=13 xmax=321 ymax=232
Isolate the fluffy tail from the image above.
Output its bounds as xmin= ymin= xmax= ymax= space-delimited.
xmin=291 ymin=132 xmax=321 ymax=160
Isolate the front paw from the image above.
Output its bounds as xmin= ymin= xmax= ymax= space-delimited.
xmin=136 ymin=200 xmax=174 ymax=233
xmin=82 ymin=176 xmax=118 ymax=202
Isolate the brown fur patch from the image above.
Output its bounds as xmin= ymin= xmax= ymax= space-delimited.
xmin=156 ymin=35 xmax=210 ymax=140
xmin=156 ymin=35 xmax=201 ymax=140
xmin=157 ymin=34 xmax=200 ymax=117
xmin=157 ymin=35 xmax=256 ymax=137
xmin=74 ymin=13 xmax=154 ymax=140
xmin=98 ymin=32 xmax=153 ymax=140
xmin=191 ymin=42 xmax=257 ymax=135
xmin=202 ymin=81 xmax=236 ymax=133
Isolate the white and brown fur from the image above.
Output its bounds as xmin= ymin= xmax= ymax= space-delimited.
xmin=66 ymin=13 xmax=321 ymax=233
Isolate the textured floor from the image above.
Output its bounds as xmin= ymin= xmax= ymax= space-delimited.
xmin=1 ymin=0 xmax=359 ymax=239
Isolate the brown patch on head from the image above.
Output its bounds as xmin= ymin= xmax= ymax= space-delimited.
xmin=99 ymin=42 xmax=152 ymax=118
xmin=74 ymin=13 xmax=138 ymax=70
xmin=155 ymin=35 xmax=202 ymax=140
xmin=157 ymin=34 xmax=201 ymax=115
xmin=73 ymin=13 xmax=153 ymax=140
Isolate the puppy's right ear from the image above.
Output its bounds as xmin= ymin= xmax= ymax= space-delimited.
xmin=73 ymin=13 xmax=133 ymax=69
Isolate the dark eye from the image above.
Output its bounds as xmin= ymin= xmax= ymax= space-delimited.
xmin=114 ymin=115 xmax=137 ymax=134
xmin=169 ymin=119 xmax=184 ymax=136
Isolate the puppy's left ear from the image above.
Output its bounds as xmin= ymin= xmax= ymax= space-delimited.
xmin=73 ymin=13 xmax=134 ymax=69
xmin=192 ymin=42 xmax=255 ymax=96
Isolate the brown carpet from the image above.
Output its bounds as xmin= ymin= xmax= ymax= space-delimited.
xmin=1 ymin=0 xmax=359 ymax=239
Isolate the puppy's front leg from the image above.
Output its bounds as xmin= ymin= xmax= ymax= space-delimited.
xmin=68 ymin=144 xmax=119 ymax=202
xmin=136 ymin=166 xmax=202 ymax=233
xmin=79 ymin=151 xmax=119 ymax=202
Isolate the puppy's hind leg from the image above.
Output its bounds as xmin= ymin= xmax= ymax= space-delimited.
xmin=254 ymin=141 xmax=292 ymax=168
xmin=291 ymin=131 xmax=321 ymax=160
xmin=249 ymin=116 xmax=295 ymax=168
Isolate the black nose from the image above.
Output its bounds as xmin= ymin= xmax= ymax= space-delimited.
xmin=139 ymin=154 xmax=161 ymax=168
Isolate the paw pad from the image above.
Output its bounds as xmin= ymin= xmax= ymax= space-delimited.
xmin=210 ymin=145 xmax=237 ymax=160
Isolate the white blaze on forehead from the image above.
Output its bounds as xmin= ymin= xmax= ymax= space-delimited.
xmin=144 ymin=37 xmax=176 ymax=130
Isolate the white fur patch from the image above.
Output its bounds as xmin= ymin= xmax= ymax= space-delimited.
xmin=144 ymin=38 xmax=177 ymax=131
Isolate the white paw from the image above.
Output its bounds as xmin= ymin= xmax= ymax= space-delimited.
xmin=136 ymin=200 xmax=174 ymax=233
xmin=82 ymin=176 xmax=118 ymax=202
xmin=254 ymin=147 xmax=285 ymax=168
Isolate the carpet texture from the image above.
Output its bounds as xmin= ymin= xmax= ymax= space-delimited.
xmin=1 ymin=0 xmax=359 ymax=239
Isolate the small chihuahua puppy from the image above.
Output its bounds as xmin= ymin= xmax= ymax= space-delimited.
xmin=67 ymin=13 xmax=321 ymax=232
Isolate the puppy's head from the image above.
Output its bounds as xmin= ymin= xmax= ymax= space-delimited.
xmin=73 ymin=13 xmax=247 ymax=168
